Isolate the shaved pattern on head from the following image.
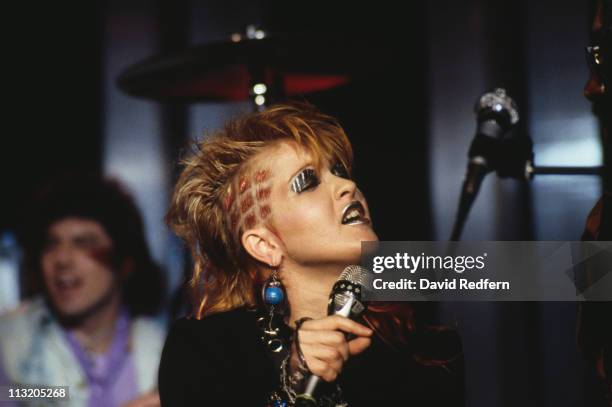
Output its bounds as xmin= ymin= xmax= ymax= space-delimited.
xmin=225 ymin=167 xmax=273 ymax=240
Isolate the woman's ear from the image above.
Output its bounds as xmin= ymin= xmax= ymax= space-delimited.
xmin=241 ymin=227 xmax=283 ymax=267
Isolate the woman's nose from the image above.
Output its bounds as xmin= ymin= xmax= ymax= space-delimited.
xmin=335 ymin=177 xmax=357 ymax=200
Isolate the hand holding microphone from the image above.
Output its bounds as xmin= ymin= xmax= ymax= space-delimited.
xmin=292 ymin=266 xmax=371 ymax=406
xmin=290 ymin=315 xmax=372 ymax=382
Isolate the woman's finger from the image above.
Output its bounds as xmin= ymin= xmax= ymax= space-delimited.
xmin=299 ymin=329 xmax=345 ymax=348
xmin=301 ymin=315 xmax=373 ymax=337
xmin=347 ymin=336 xmax=371 ymax=356
xmin=305 ymin=352 xmax=343 ymax=382
xmin=303 ymin=343 xmax=346 ymax=366
xmin=306 ymin=357 xmax=340 ymax=382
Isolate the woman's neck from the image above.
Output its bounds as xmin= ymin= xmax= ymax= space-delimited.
xmin=282 ymin=263 xmax=342 ymax=327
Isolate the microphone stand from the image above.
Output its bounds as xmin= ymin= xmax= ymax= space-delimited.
xmin=529 ymin=165 xmax=604 ymax=176
xmin=450 ymin=161 xmax=489 ymax=241
xmin=450 ymin=164 xmax=605 ymax=241
xmin=450 ymin=88 xmax=606 ymax=241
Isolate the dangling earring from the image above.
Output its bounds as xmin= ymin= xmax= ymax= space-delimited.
xmin=263 ymin=266 xmax=285 ymax=307
xmin=258 ymin=265 xmax=287 ymax=353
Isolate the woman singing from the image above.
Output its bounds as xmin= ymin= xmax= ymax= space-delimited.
xmin=159 ymin=103 xmax=463 ymax=406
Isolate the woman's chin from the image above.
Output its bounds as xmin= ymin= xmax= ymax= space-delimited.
xmin=358 ymin=228 xmax=379 ymax=242
xmin=341 ymin=244 xmax=371 ymax=266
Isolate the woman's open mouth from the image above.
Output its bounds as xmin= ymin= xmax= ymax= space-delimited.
xmin=341 ymin=201 xmax=369 ymax=225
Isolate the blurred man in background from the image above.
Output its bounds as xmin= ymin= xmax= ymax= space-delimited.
xmin=0 ymin=175 xmax=166 ymax=407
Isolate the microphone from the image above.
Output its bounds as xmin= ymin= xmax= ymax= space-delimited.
xmin=450 ymin=88 xmax=520 ymax=241
xmin=294 ymin=265 xmax=368 ymax=407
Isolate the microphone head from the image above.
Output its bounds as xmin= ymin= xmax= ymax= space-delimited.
xmin=338 ymin=265 xmax=368 ymax=287
xmin=328 ymin=266 xmax=369 ymax=318
xmin=474 ymin=88 xmax=519 ymax=127
xmin=469 ymin=88 xmax=523 ymax=165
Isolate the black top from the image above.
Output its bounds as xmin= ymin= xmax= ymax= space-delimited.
xmin=159 ymin=307 xmax=464 ymax=406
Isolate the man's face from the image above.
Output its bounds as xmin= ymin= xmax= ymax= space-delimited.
xmin=41 ymin=217 xmax=121 ymax=320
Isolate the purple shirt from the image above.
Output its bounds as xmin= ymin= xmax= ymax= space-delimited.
xmin=64 ymin=310 xmax=138 ymax=407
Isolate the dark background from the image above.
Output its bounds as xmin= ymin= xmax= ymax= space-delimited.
xmin=0 ymin=1 xmax=605 ymax=406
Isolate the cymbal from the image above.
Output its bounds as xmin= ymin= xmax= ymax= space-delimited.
xmin=117 ymin=33 xmax=379 ymax=102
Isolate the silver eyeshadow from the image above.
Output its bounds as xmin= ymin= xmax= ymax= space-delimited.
xmin=290 ymin=162 xmax=351 ymax=194
xmin=290 ymin=168 xmax=318 ymax=193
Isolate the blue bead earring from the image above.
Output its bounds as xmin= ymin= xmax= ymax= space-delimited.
xmin=263 ymin=266 xmax=285 ymax=307
xmin=258 ymin=265 xmax=287 ymax=353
